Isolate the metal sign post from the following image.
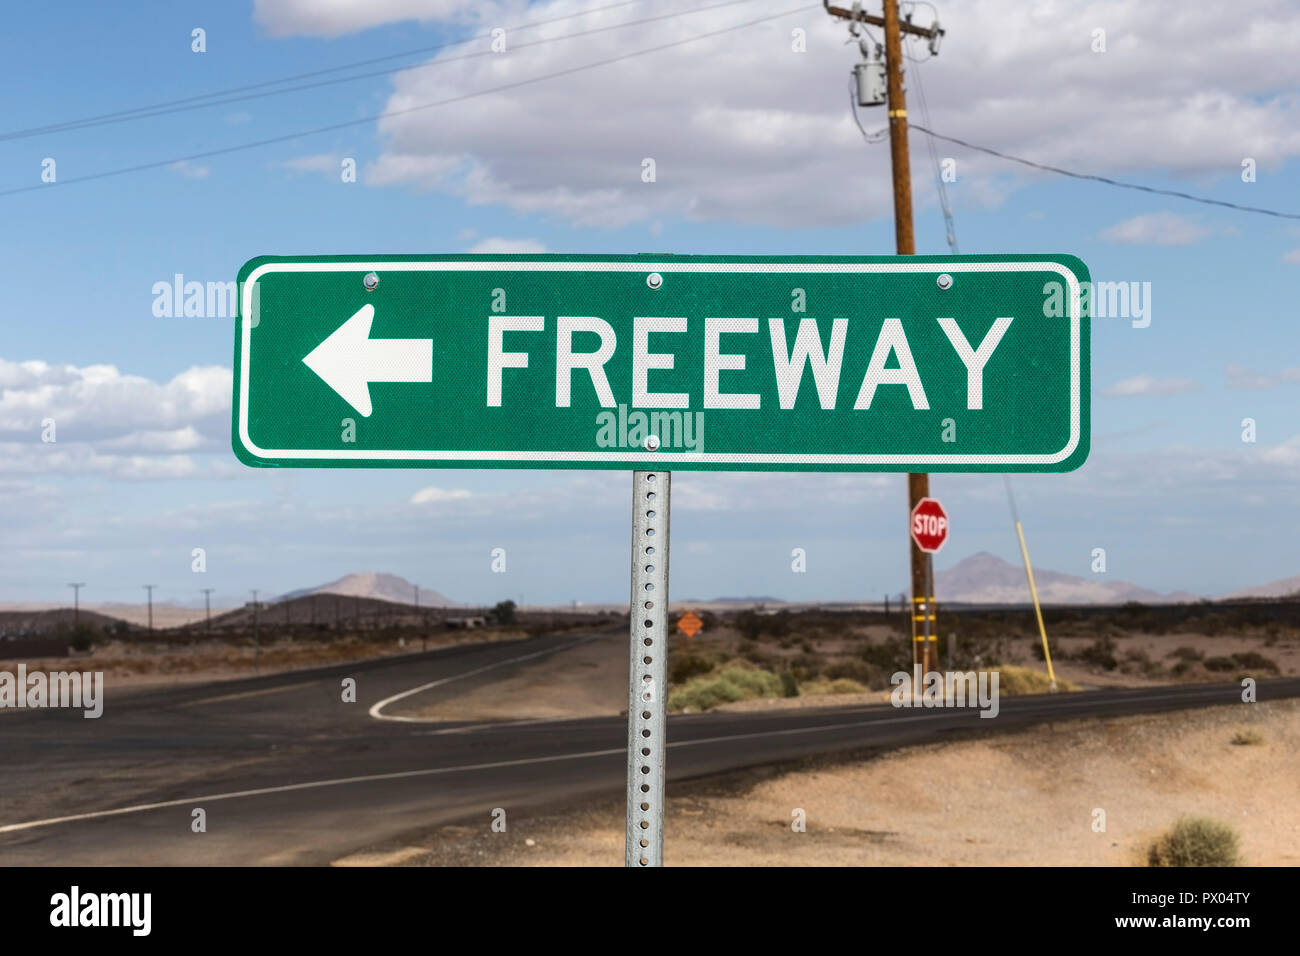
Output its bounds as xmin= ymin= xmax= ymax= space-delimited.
xmin=627 ymin=470 xmax=669 ymax=867
xmin=230 ymin=252 xmax=1090 ymax=867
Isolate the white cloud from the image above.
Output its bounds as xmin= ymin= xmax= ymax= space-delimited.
xmin=1101 ymin=374 xmax=1200 ymax=397
xmin=1259 ymin=434 xmax=1300 ymax=466
xmin=466 ymin=237 xmax=547 ymax=253
xmin=1226 ymin=362 xmax=1300 ymax=390
xmin=98 ymin=426 xmax=209 ymax=452
xmin=1283 ymin=249 xmax=1300 ymax=264
xmin=326 ymin=0 xmax=1300 ymax=229
xmin=170 ymin=160 xmax=211 ymax=180
xmin=410 ymin=486 xmax=473 ymax=504
xmin=1099 ymin=211 xmax=1211 ymax=245
xmin=276 ymin=153 xmax=345 ymax=176
xmin=254 ymin=0 xmax=479 ymax=37
xmin=0 ymin=443 xmax=215 ymax=480
xmin=0 ymin=360 xmax=230 ymax=439
xmin=0 ymin=359 xmax=233 ymax=479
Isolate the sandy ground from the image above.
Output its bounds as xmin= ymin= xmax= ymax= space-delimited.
xmin=408 ymin=633 xmax=627 ymax=721
xmin=333 ymin=699 xmax=1300 ymax=867
xmin=1046 ymin=631 xmax=1300 ymax=688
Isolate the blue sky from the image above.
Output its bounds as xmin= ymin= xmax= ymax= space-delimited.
xmin=2 ymin=0 xmax=1299 ymax=609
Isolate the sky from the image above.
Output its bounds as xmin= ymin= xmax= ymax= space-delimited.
xmin=1 ymin=0 xmax=1299 ymax=609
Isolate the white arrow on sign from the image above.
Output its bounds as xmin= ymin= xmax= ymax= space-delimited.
xmin=301 ymin=304 xmax=433 ymax=417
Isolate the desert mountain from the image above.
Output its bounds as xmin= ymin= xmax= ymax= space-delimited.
xmin=936 ymin=552 xmax=1201 ymax=605
xmin=1224 ymin=574 xmax=1300 ymax=600
xmin=278 ymin=572 xmax=457 ymax=607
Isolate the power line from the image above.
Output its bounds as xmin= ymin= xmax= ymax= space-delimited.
xmin=0 ymin=0 xmax=765 ymax=143
xmin=0 ymin=3 xmax=816 ymax=200
xmin=0 ymin=0 xmax=645 ymax=141
xmin=909 ymin=124 xmax=1300 ymax=222
xmin=906 ymin=41 xmax=957 ymax=251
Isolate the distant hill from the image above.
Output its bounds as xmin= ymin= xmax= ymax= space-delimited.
xmin=1224 ymin=574 xmax=1300 ymax=600
xmin=0 ymin=606 xmax=132 ymax=638
xmin=278 ymin=572 xmax=457 ymax=607
xmin=937 ymin=552 xmax=1201 ymax=605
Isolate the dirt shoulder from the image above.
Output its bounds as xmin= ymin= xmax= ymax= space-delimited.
xmin=334 ymin=699 xmax=1299 ymax=867
xmin=405 ymin=633 xmax=628 ymax=721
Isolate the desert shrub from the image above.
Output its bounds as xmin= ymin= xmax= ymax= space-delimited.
xmin=1230 ymin=728 xmax=1264 ymax=746
xmin=767 ymin=611 xmax=792 ymax=638
xmin=861 ymin=636 xmax=909 ymax=672
xmin=1029 ymin=637 xmax=1059 ymax=662
xmin=779 ymin=670 xmax=799 ymax=698
xmin=1078 ymin=636 xmax=1118 ymax=670
xmin=792 ymin=652 xmax=821 ymax=672
xmin=825 ymin=659 xmax=873 ymax=683
xmin=1148 ymin=817 xmax=1241 ymax=867
xmin=670 ymin=653 xmax=716 ymax=684
xmin=1203 ymin=656 xmax=1236 ymax=672
xmin=800 ymin=677 xmax=869 ymax=696
xmin=733 ymin=609 xmax=791 ymax=641
xmin=1115 ymin=601 xmax=1159 ymax=633
xmin=1120 ymin=648 xmax=1163 ymax=676
xmin=1230 ymin=651 xmax=1279 ymax=673
xmin=1168 ymin=646 xmax=1203 ymax=661
xmin=735 ymin=611 xmax=762 ymax=642
xmin=990 ymin=665 xmax=1078 ymax=695
xmin=668 ymin=662 xmax=783 ymax=711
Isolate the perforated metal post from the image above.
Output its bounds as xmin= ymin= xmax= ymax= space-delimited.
xmin=627 ymin=471 xmax=669 ymax=866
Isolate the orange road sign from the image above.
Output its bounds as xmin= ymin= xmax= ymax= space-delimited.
xmin=677 ymin=611 xmax=703 ymax=638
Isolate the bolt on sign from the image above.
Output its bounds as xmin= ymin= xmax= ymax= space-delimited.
xmin=232 ymin=254 xmax=1089 ymax=472
xmin=677 ymin=611 xmax=703 ymax=638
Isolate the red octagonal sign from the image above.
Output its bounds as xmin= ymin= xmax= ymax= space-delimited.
xmin=910 ymin=497 xmax=949 ymax=553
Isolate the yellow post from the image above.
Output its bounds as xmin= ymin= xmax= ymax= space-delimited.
xmin=1014 ymin=520 xmax=1057 ymax=690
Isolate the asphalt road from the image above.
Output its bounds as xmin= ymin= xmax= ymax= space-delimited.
xmin=2 ymin=632 xmax=1295 ymax=865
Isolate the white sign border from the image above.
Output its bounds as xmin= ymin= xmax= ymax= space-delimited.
xmin=237 ymin=259 xmax=1082 ymax=466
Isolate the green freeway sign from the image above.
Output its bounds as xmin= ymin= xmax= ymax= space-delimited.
xmin=232 ymin=254 xmax=1089 ymax=472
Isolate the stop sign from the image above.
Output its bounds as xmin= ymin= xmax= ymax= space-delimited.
xmin=910 ymin=497 xmax=949 ymax=553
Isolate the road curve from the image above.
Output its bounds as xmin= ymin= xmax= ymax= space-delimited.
xmin=1 ymin=632 xmax=1292 ymax=865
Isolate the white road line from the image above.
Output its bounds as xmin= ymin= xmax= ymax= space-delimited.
xmin=0 ymin=686 xmax=1242 ymax=835
xmin=180 ymin=681 xmax=319 ymax=707
xmin=0 ymin=713 xmax=937 ymax=835
xmin=367 ymin=636 xmax=596 ymax=722
xmin=0 ymin=746 xmax=621 ymax=835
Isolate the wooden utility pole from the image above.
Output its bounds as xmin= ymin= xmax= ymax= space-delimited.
xmin=825 ymin=0 xmax=944 ymax=674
